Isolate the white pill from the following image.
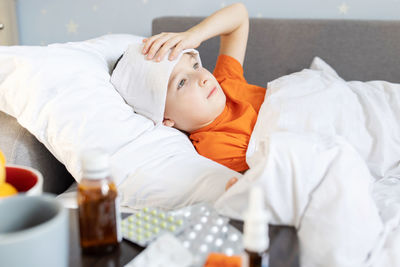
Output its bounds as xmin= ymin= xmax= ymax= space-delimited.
xmin=200 ymin=244 xmax=208 ymax=253
xmin=205 ymin=234 xmax=214 ymax=243
xmin=210 ymin=226 xmax=219 ymax=234
xmin=216 ymin=218 xmax=225 ymax=225
xmin=224 ymin=247 xmax=234 ymax=256
xmin=229 ymin=233 xmax=239 ymax=242
xmin=200 ymin=216 xmax=208 ymax=223
xmin=188 ymin=231 xmax=197 ymax=239
xmin=215 ymin=238 xmax=223 ymax=247
xmin=194 ymin=224 xmax=202 ymax=231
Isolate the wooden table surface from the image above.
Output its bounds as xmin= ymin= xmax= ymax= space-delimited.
xmin=68 ymin=209 xmax=299 ymax=267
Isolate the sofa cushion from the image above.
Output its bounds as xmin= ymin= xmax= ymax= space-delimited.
xmin=0 ymin=111 xmax=74 ymax=193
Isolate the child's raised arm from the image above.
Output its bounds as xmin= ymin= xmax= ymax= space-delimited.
xmin=142 ymin=2 xmax=249 ymax=65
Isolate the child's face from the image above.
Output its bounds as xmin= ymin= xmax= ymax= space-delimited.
xmin=164 ymin=53 xmax=226 ymax=132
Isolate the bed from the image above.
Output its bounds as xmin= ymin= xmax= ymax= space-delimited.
xmin=1 ymin=16 xmax=400 ymax=266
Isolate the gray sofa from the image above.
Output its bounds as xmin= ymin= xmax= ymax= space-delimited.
xmin=1 ymin=17 xmax=399 ymax=194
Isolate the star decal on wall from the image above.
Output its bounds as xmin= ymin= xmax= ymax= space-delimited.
xmin=66 ymin=20 xmax=79 ymax=34
xmin=338 ymin=3 xmax=350 ymax=14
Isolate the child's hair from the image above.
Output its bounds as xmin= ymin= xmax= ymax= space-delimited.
xmin=112 ymin=54 xmax=124 ymax=73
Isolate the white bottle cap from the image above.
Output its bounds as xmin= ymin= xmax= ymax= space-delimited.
xmin=81 ymin=149 xmax=110 ymax=179
xmin=243 ymin=186 xmax=269 ymax=253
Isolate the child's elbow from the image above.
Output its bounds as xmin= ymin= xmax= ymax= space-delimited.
xmin=234 ymin=2 xmax=249 ymax=22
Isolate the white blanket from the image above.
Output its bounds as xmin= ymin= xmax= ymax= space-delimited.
xmin=215 ymin=58 xmax=400 ymax=267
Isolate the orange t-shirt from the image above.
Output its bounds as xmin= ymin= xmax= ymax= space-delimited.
xmin=189 ymin=55 xmax=266 ymax=172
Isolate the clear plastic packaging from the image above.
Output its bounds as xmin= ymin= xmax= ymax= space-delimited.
xmin=121 ymin=203 xmax=243 ymax=266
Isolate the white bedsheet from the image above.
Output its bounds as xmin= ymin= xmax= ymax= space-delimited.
xmin=215 ymin=58 xmax=400 ymax=267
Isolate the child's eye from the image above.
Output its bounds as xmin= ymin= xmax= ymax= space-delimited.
xmin=193 ymin=63 xmax=199 ymax=69
xmin=178 ymin=79 xmax=186 ymax=89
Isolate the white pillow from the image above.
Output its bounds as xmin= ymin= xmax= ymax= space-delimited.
xmin=0 ymin=34 xmax=241 ymax=209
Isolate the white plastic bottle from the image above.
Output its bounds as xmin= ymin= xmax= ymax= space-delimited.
xmin=242 ymin=186 xmax=269 ymax=267
xmin=77 ymin=149 xmax=122 ymax=254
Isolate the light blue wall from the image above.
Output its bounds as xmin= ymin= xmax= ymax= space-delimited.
xmin=16 ymin=0 xmax=400 ymax=45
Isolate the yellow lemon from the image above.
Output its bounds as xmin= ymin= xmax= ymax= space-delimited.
xmin=0 ymin=150 xmax=5 ymax=184
xmin=0 ymin=182 xmax=18 ymax=198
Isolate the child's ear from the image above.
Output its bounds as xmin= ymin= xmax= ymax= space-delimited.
xmin=162 ymin=118 xmax=175 ymax=127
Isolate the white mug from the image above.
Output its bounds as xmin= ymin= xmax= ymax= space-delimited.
xmin=5 ymin=164 xmax=43 ymax=195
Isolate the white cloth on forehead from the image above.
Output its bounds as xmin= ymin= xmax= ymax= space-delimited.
xmin=110 ymin=43 xmax=201 ymax=124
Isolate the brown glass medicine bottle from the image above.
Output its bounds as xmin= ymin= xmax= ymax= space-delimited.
xmin=77 ymin=150 xmax=121 ymax=254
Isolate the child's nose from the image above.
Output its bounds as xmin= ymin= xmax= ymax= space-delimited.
xmin=198 ymin=75 xmax=208 ymax=87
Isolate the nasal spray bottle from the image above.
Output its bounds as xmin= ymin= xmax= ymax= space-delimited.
xmin=242 ymin=186 xmax=269 ymax=267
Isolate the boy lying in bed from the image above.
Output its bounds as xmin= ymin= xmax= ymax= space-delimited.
xmin=110 ymin=5 xmax=400 ymax=264
xmin=111 ymin=3 xmax=258 ymax=190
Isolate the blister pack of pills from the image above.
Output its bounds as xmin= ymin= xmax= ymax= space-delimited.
xmin=176 ymin=204 xmax=243 ymax=266
xmin=121 ymin=207 xmax=186 ymax=247
xmin=122 ymin=203 xmax=243 ymax=266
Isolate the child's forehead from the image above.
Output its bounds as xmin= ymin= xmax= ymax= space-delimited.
xmin=175 ymin=53 xmax=196 ymax=69
xmin=167 ymin=54 xmax=192 ymax=84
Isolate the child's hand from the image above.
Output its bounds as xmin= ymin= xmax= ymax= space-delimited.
xmin=142 ymin=31 xmax=201 ymax=62
xmin=225 ymin=177 xmax=238 ymax=191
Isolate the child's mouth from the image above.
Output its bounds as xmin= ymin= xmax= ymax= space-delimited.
xmin=207 ymin=87 xmax=217 ymax=98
